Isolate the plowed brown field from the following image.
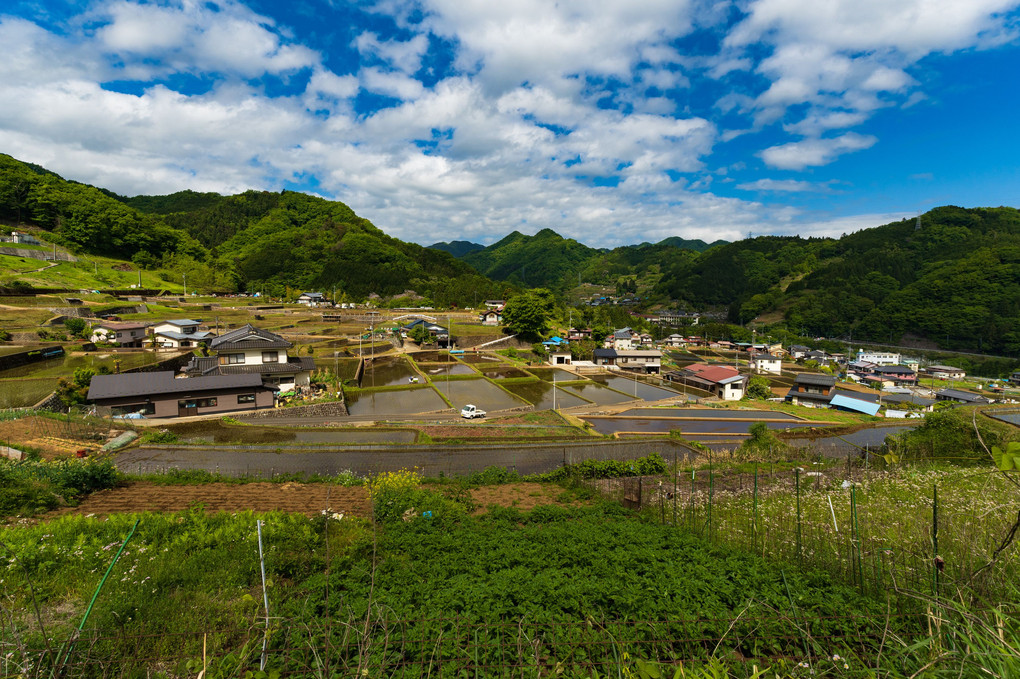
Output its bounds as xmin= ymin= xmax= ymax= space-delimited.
xmin=52 ymin=481 xmax=574 ymax=517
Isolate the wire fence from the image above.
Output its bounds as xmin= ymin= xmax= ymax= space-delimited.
xmin=595 ymin=462 xmax=1017 ymax=606
xmin=7 ymin=611 xmax=932 ymax=679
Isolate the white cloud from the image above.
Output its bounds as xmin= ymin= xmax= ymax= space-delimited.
xmin=736 ymin=178 xmax=832 ymax=193
xmin=360 ymin=67 xmax=426 ymax=100
xmin=354 ymin=32 xmax=429 ymax=74
xmin=720 ymin=0 xmax=1020 ymax=153
xmin=760 ymin=133 xmax=877 ymax=170
xmin=94 ymin=0 xmax=319 ymax=78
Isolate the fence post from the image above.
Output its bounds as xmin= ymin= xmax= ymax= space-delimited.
xmin=932 ymin=483 xmax=940 ymax=598
xmin=752 ymin=465 xmax=758 ymax=553
xmin=795 ymin=468 xmax=802 ymax=564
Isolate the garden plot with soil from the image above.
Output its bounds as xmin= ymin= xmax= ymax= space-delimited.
xmin=49 ymin=480 xmax=579 ymax=518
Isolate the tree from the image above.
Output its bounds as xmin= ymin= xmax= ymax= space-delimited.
xmin=409 ymin=325 xmax=431 ymax=345
xmin=745 ymin=375 xmax=773 ymax=400
xmin=63 ymin=317 xmax=88 ymax=340
xmin=56 ymin=367 xmax=98 ymax=407
xmin=501 ymin=292 xmax=551 ymax=339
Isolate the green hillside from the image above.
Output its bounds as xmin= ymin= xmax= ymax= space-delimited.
xmin=462 ymin=229 xmax=598 ymax=288
xmin=0 ymin=154 xmax=505 ymax=305
xmin=655 ymin=206 xmax=1020 ymax=355
xmin=428 ymin=240 xmax=486 ymax=257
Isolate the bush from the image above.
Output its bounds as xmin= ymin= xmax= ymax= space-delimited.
xmin=0 ymin=458 xmax=121 ymax=516
xmin=533 ymin=452 xmax=667 ymax=482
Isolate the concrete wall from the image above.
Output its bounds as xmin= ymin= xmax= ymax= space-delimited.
xmin=122 ymin=438 xmax=695 ymax=478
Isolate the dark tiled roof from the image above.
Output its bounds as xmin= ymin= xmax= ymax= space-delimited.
xmin=793 ymin=373 xmax=836 ymax=387
xmin=211 ymin=324 xmax=292 ymax=350
xmin=88 ymin=371 xmax=265 ymax=400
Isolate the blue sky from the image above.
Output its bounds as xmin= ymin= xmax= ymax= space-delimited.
xmin=2 ymin=0 xmax=1019 ymax=247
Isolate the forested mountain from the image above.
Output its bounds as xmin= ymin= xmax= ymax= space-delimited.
xmin=0 ymin=154 xmax=505 ymax=305
xmin=655 ymin=207 xmax=1020 ymax=354
xmin=428 ymin=240 xmax=485 ymax=257
xmin=453 ymin=229 xmax=726 ymax=290
xmin=648 ymin=236 xmax=726 ymax=252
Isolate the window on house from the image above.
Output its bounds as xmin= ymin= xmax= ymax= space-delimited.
xmin=116 ymin=332 xmax=123 ymax=338
xmin=237 ymin=394 xmax=256 ymax=403
xmin=219 ymin=353 xmax=245 ymax=365
xmin=197 ymin=398 xmax=217 ymax=408
xmin=262 ymin=351 xmax=278 ymax=363
xmin=111 ymin=403 xmax=155 ymax=416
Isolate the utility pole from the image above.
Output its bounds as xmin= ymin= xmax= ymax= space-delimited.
xmin=183 ymin=272 xmax=187 ymax=296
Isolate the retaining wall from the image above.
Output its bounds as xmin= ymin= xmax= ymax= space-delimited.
xmin=120 ymin=437 xmax=696 ymax=478
xmin=240 ymin=401 xmax=348 ymax=419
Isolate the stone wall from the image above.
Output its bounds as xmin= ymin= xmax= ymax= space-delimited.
xmin=239 ymin=400 xmax=348 ymax=419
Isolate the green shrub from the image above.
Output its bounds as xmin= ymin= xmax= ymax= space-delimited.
xmin=532 ymin=452 xmax=667 ymax=482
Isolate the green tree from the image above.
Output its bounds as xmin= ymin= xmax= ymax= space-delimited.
xmin=501 ymin=292 xmax=552 ymax=339
xmin=63 ymin=317 xmax=88 ymax=339
xmin=745 ymin=375 xmax=773 ymax=400
xmin=409 ymin=325 xmax=431 ymax=345
xmin=55 ymin=367 xmax=97 ymax=407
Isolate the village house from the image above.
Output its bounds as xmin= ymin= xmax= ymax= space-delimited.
xmin=89 ymin=321 xmax=149 ymax=347
xmin=548 ymin=349 xmax=572 ymax=366
xmin=935 ymin=388 xmax=994 ymax=405
xmin=479 ymin=305 xmax=503 ymax=326
xmin=666 ymin=363 xmax=745 ymax=400
xmin=856 ymin=349 xmax=901 ymax=366
xmin=567 ymin=328 xmax=593 ymax=341
xmin=923 ymin=364 xmax=967 ymax=380
xmin=296 ymin=292 xmax=326 ymax=306
xmin=606 ymin=328 xmax=638 ymax=351
xmin=150 ymin=319 xmax=216 ymax=349
xmin=592 ymin=348 xmax=662 ymax=374
xmin=87 ymin=371 xmax=276 ymax=418
xmin=788 ymin=345 xmax=811 ymax=359
xmin=872 ymin=365 xmax=917 ymax=385
xmin=401 ymin=319 xmax=451 ymax=346
xmin=183 ymin=324 xmax=314 ymax=392
xmin=662 ymin=334 xmax=686 ymax=348
xmin=785 ymin=373 xmax=836 ymax=407
xmin=750 ymin=353 xmax=782 ymax=375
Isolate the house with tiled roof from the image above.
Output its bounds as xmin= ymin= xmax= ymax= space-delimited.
xmin=183 ymin=324 xmax=314 ymax=392
xmin=666 ymin=363 xmax=745 ymax=400
xmin=785 ymin=372 xmax=836 ymax=407
xmin=593 ymin=348 xmax=662 ymax=374
xmin=88 ymin=371 xmax=275 ymax=419
xmin=89 ymin=321 xmax=149 ymax=347
xmin=151 ymin=319 xmax=216 ymax=349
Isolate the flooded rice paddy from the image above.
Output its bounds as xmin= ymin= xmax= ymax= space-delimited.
xmin=433 ymin=378 xmax=526 ymax=412
xmin=345 ymin=386 xmax=448 ymax=416
xmin=500 ymin=381 xmax=589 ymax=410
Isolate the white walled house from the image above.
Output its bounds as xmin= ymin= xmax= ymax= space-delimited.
xmin=151 ymin=319 xmax=215 ymax=349
xmin=89 ymin=321 xmax=149 ymax=347
xmin=183 ymin=324 xmax=314 ymax=392
xmin=750 ymin=353 xmax=782 ymax=375
xmin=856 ymin=349 xmax=901 ymax=366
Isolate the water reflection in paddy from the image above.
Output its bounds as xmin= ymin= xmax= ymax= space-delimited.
xmin=561 ymin=382 xmax=635 ymax=406
xmin=178 ymin=425 xmax=416 ymax=445
xmin=433 ymin=378 xmax=526 ymax=412
xmin=482 ymin=368 xmax=530 ymax=379
xmin=588 ymin=375 xmax=681 ymax=401
xmin=421 ymin=363 xmax=476 ymax=376
xmin=584 ymin=418 xmax=815 ymax=436
xmin=528 ymin=368 xmax=578 ymax=382
xmin=500 ymin=380 xmax=587 ymax=410
xmin=346 ymin=387 xmax=447 ymax=416
xmin=360 ymin=358 xmax=420 ymax=387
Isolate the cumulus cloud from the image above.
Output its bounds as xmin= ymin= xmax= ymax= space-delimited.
xmin=736 ymin=178 xmax=833 ymax=193
xmin=760 ymin=133 xmax=877 ymax=170
xmin=94 ymin=0 xmax=319 ymax=78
